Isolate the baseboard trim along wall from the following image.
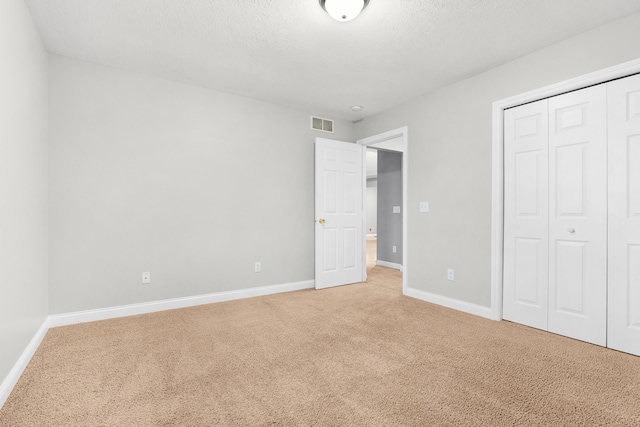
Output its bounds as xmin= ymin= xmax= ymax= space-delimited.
xmin=0 ymin=320 xmax=49 ymax=409
xmin=376 ymin=260 xmax=403 ymax=271
xmin=0 ymin=279 xmax=314 ymax=410
xmin=48 ymin=280 xmax=315 ymax=328
xmin=404 ymin=286 xmax=493 ymax=320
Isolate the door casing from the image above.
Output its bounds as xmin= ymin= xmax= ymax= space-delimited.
xmin=357 ymin=127 xmax=408 ymax=295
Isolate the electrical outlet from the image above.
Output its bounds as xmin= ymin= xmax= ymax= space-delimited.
xmin=392 ymin=246 xmax=397 ymax=253
xmin=142 ymin=272 xmax=151 ymax=284
xmin=368 ymin=227 xmax=374 ymax=232
xmin=255 ymin=262 xmax=261 ymax=273
xmin=447 ymin=269 xmax=454 ymax=281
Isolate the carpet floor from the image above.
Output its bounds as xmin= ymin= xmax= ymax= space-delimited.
xmin=2 ymin=266 xmax=640 ymax=426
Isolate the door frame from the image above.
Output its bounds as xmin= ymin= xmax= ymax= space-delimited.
xmin=491 ymin=58 xmax=640 ymax=321
xmin=357 ymin=126 xmax=408 ymax=295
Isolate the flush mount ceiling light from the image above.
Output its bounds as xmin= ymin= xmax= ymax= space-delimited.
xmin=319 ymin=0 xmax=370 ymax=22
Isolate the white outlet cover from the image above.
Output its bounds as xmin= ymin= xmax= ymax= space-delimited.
xmin=393 ymin=206 xmax=401 ymax=213
xmin=420 ymin=202 xmax=429 ymax=213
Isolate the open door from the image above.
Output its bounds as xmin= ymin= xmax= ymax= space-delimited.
xmin=315 ymin=138 xmax=364 ymax=289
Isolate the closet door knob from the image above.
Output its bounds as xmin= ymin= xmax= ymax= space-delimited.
xmin=568 ymin=228 xmax=575 ymax=233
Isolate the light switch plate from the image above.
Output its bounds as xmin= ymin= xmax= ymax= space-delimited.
xmin=420 ymin=202 xmax=429 ymax=213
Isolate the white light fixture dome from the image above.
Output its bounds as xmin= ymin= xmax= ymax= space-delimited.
xmin=319 ymin=0 xmax=370 ymax=22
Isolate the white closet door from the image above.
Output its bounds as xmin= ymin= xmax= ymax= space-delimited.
xmin=503 ymin=99 xmax=549 ymax=330
xmin=608 ymin=73 xmax=640 ymax=356
xmin=547 ymin=85 xmax=608 ymax=346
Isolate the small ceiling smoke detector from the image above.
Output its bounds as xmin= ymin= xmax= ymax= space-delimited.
xmin=351 ymin=105 xmax=363 ymax=112
xmin=319 ymin=0 xmax=370 ymax=22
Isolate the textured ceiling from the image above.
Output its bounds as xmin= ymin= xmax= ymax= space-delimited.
xmin=25 ymin=0 xmax=640 ymax=120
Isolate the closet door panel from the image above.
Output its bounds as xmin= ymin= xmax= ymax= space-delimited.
xmin=548 ymin=85 xmax=607 ymax=346
xmin=608 ymin=73 xmax=640 ymax=356
xmin=503 ymin=99 xmax=549 ymax=330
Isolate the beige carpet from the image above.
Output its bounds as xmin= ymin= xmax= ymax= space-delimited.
xmin=2 ymin=267 xmax=640 ymax=426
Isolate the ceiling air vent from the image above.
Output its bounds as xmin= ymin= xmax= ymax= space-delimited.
xmin=311 ymin=116 xmax=334 ymax=133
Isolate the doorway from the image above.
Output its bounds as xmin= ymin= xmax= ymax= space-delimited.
xmin=358 ymin=127 xmax=408 ymax=294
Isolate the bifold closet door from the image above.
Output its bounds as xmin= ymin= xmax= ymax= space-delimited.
xmin=608 ymin=73 xmax=640 ymax=356
xmin=547 ymin=85 xmax=607 ymax=347
xmin=503 ymin=99 xmax=549 ymax=330
xmin=503 ymin=85 xmax=608 ymax=347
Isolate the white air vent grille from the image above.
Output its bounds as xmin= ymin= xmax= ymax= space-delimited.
xmin=311 ymin=116 xmax=334 ymax=133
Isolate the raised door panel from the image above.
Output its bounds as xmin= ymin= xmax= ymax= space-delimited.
xmin=323 ymin=170 xmax=338 ymax=214
xmin=515 ymin=151 xmax=543 ymax=217
xmin=503 ymin=99 xmax=549 ymax=330
xmin=555 ymin=143 xmax=587 ymax=217
xmin=548 ymin=84 xmax=607 ymax=346
xmin=322 ymin=228 xmax=338 ymax=273
xmin=607 ymin=73 xmax=640 ymax=356
xmin=513 ymin=238 xmax=544 ymax=305
xmin=554 ymin=241 xmax=587 ymax=315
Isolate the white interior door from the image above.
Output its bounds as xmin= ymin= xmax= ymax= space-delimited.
xmin=608 ymin=73 xmax=640 ymax=356
xmin=315 ymin=138 xmax=363 ymax=289
xmin=547 ymin=85 xmax=608 ymax=346
xmin=503 ymin=99 xmax=549 ymax=330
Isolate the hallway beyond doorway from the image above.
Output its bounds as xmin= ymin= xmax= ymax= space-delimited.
xmin=366 ymin=236 xmax=377 ymax=273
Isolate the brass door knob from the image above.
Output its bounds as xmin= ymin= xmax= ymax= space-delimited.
xmin=318 ymin=218 xmax=326 ymax=224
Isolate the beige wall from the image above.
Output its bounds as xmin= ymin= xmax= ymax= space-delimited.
xmin=48 ymin=55 xmax=355 ymax=314
xmin=355 ymin=11 xmax=640 ymax=307
xmin=0 ymin=0 xmax=49 ymax=386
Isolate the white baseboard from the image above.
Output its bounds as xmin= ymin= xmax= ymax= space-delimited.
xmin=0 ymin=319 xmax=49 ymax=409
xmin=48 ymin=280 xmax=315 ymax=328
xmin=405 ymin=286 xmax=493 ymax=320
xmin=1 ymin=279 xmax=314 ymax=410
xmin=376 ymin=260 xmax=403 ymax=271
xmin=366 ymin=233 xmax=377 ymax=237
